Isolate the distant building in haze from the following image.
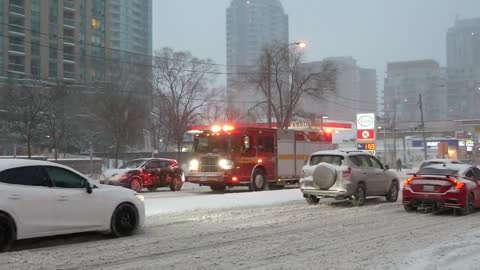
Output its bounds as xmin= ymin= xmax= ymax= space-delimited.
xmin=301 ymin=57 xmax=377 ymax=122
xmin=226 ymin=0 xmax=289 ymax=114
xmin=384 ymin=60 xmax=447 ymax=123
xmin=446 ymin=17 xmax=480 ymax=120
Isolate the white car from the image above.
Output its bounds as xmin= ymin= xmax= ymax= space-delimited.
xmin=418 ymin=159 xmax=462 ymax=170
xmin=0 ymin=159 xmax=145 ymax=252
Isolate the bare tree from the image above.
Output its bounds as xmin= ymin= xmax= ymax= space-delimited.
xmin=43 ymin=82 xmax=70 ymax=160
xmin=4 ymin=79 xmax=49 ymax=158
xmin=199 ymin=88 xmax=229 ymax=125
xmin=249 ymin=46 xmax=336 ymax=129
xmin=153 ymin=47 xmax=217 ymax=153
xmin=92 ymin=67 xmax=149 ymax=166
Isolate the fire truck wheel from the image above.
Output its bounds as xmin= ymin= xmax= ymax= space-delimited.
xmin=210 ymin=185 xmax=226 ymax=193
xmin=250 ymin=169 xmax=266 ymax=192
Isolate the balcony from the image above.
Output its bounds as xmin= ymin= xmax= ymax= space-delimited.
xmin=63 ymin=36 xmax=76 ymax=47
xmin=63 ymin=53 xmax=75 ymax=63
xmin=63 ymin=18 xmax=76 ymax=29
xmin=8 ymin=43 xmax=25 ymax=55
xmin=7 ymin=63 xmax=25 ymax=74
xmin=8 ymin=24 xmax=25 ymax=36
xmin=9 ymin=4 xmax=25 ymax=16
xmin=63 ymin=0 xmax=75 ymax=11
xmin=63 ymin=71 xmax=76 ymax=81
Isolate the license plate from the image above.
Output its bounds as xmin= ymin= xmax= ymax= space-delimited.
xmin=200 ymin=176 xmax=207 ymax=181
xmin=423 ymin=185 xmax=434 ymax=192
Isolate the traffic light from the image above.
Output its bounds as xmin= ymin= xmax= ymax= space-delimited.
xmin=323 ymin=129 xmax=333 ymax=143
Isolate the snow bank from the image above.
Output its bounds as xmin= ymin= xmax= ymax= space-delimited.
xmin=145 ymin=189 xmax=304 ymax=216
xmin=401 ymin=229 xmax=480 ymax=270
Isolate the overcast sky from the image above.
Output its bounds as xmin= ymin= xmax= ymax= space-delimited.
xmin=153 ymin=0 xmax=479 ymax=85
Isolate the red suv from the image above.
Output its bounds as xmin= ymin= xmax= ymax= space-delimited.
xmin=100 ymin=158 xmax=184 ymax=192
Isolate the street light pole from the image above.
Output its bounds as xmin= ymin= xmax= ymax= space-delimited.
xmin=380 ymin=126 xmax=387 ymax=164
xmin=419 ymin=94 xmax=428 ymax=160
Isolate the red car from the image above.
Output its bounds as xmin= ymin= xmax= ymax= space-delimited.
xmin=403 ymin=163 xmax=480 ymax=215
xmin=100 ymin=158 xmax=184 ymax=192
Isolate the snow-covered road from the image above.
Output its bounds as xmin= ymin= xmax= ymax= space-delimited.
xmin=11 ymin=170 xmax=480 ymax=270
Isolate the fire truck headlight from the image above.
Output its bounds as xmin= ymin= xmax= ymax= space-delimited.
xmin=218 ymin=159 xmax=234 ymax=170
xmin=189 ymin=159 xmax=199 ymax=171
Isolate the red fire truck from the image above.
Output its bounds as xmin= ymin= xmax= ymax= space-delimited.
xmin=185 ymin=124 xmax=337 ymax=192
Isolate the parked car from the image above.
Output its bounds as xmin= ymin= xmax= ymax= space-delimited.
xmin=403 ymin=163 xmax=480 ymax=215
xmin=300 ymin=150 xmax=399 ymax=206
xmin=101 ymin=158 xmax=184 ymax=192
xmin=418 ymin=159 xmax=462 ymax=170
xmin=0 ymin=159 xmax=145 ymax=252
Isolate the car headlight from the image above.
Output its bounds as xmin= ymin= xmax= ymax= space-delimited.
xmin=189 ymin=159 xmax=199 ymax=171
xmin=218 ymin=159 xmax=234 ymax=170
xmin=135 ymin=194 xmax=145 ymax=201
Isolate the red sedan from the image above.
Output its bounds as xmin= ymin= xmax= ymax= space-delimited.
xmin=403 ymin=163 xmax=480 ymax=215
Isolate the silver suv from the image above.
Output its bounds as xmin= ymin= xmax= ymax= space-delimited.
xmin=300 ymin=149 xmax=399 ymax=206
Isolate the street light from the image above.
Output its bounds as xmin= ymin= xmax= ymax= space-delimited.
xmin=378 ymin=126 xmax=387 ymax=164
xmin=267 ymin=41 xmax=307 ymax=128
xmin=296 ymin=42 xmax=307 ymax=49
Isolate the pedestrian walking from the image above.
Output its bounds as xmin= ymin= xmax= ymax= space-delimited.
xmin=396 ymin=158 xmax=402 ymax=172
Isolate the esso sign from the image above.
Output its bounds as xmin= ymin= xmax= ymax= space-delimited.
xmin=357 ymin=113 xmax=375 ymax=130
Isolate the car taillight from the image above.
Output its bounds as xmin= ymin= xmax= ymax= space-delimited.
xmin=448 ymin=178 xmax=464 ymax=190
xmin=342 ymin=167 xmax=352 ymax=177
xmin=403 ymin=177 xmax=414 ymax=187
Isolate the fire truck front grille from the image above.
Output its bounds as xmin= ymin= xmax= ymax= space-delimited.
xmin=200 ymin=156 xmax=219 ymax=172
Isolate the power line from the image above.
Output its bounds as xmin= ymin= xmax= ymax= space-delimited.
xmin=324 ymin=93 xmax=378 ymax=105
xmin=2 ymin=73 xmax=268 ymax=105
xmin=0 ymin=22 xmax=259 ymax=69
xmin=1 ymin=33 xmax=254 ymax=77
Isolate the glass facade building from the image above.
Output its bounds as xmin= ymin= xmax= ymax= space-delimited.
xmin=0 ymin=0 xmax=109 ymax=84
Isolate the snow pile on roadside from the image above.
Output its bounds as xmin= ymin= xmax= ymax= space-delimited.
xmin=400 ymin=228 xmax=480 ymax=270
xmin=145 ymin=188 xmax=304 ymax=216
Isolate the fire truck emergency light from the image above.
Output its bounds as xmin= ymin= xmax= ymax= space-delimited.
xmin=211 ymin=125 xmax=235 ymax=133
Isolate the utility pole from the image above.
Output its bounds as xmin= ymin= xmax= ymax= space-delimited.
xmin=419 ymin=94 xmax=428 ymax=160
xmin=266 ymin=51 xmax=272 ymax=128
xmin=383 ymin=125 xmax=387 ymax=164
xmin=89 ymin=141 xmax=93 ymax=176
xmin=392 ymin=100 xmax=397 ymax=166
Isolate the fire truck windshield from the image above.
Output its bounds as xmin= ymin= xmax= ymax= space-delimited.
xmin=194 ymin=135 xmax=243 ymax=153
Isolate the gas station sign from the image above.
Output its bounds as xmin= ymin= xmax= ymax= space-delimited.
xmin=357 ymin=143 xmax=376 ymax=151
xmin=356 ymin=113 xmax=376 ymax=155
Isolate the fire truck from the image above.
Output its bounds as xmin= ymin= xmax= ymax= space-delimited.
xmin=185 ymin=124 xmax=337 ymax=192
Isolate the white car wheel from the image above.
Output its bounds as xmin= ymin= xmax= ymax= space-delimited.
xmin=111 ymin=204 xmax=139 ymax=238
xmin=0 ymin=214 xmax=15 ymax=253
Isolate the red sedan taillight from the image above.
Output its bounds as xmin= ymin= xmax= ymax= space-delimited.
xmin=403 ymin=177 xmax=414 ymax=188
xmin=448 ymin=178 xmax=464 ymax=190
